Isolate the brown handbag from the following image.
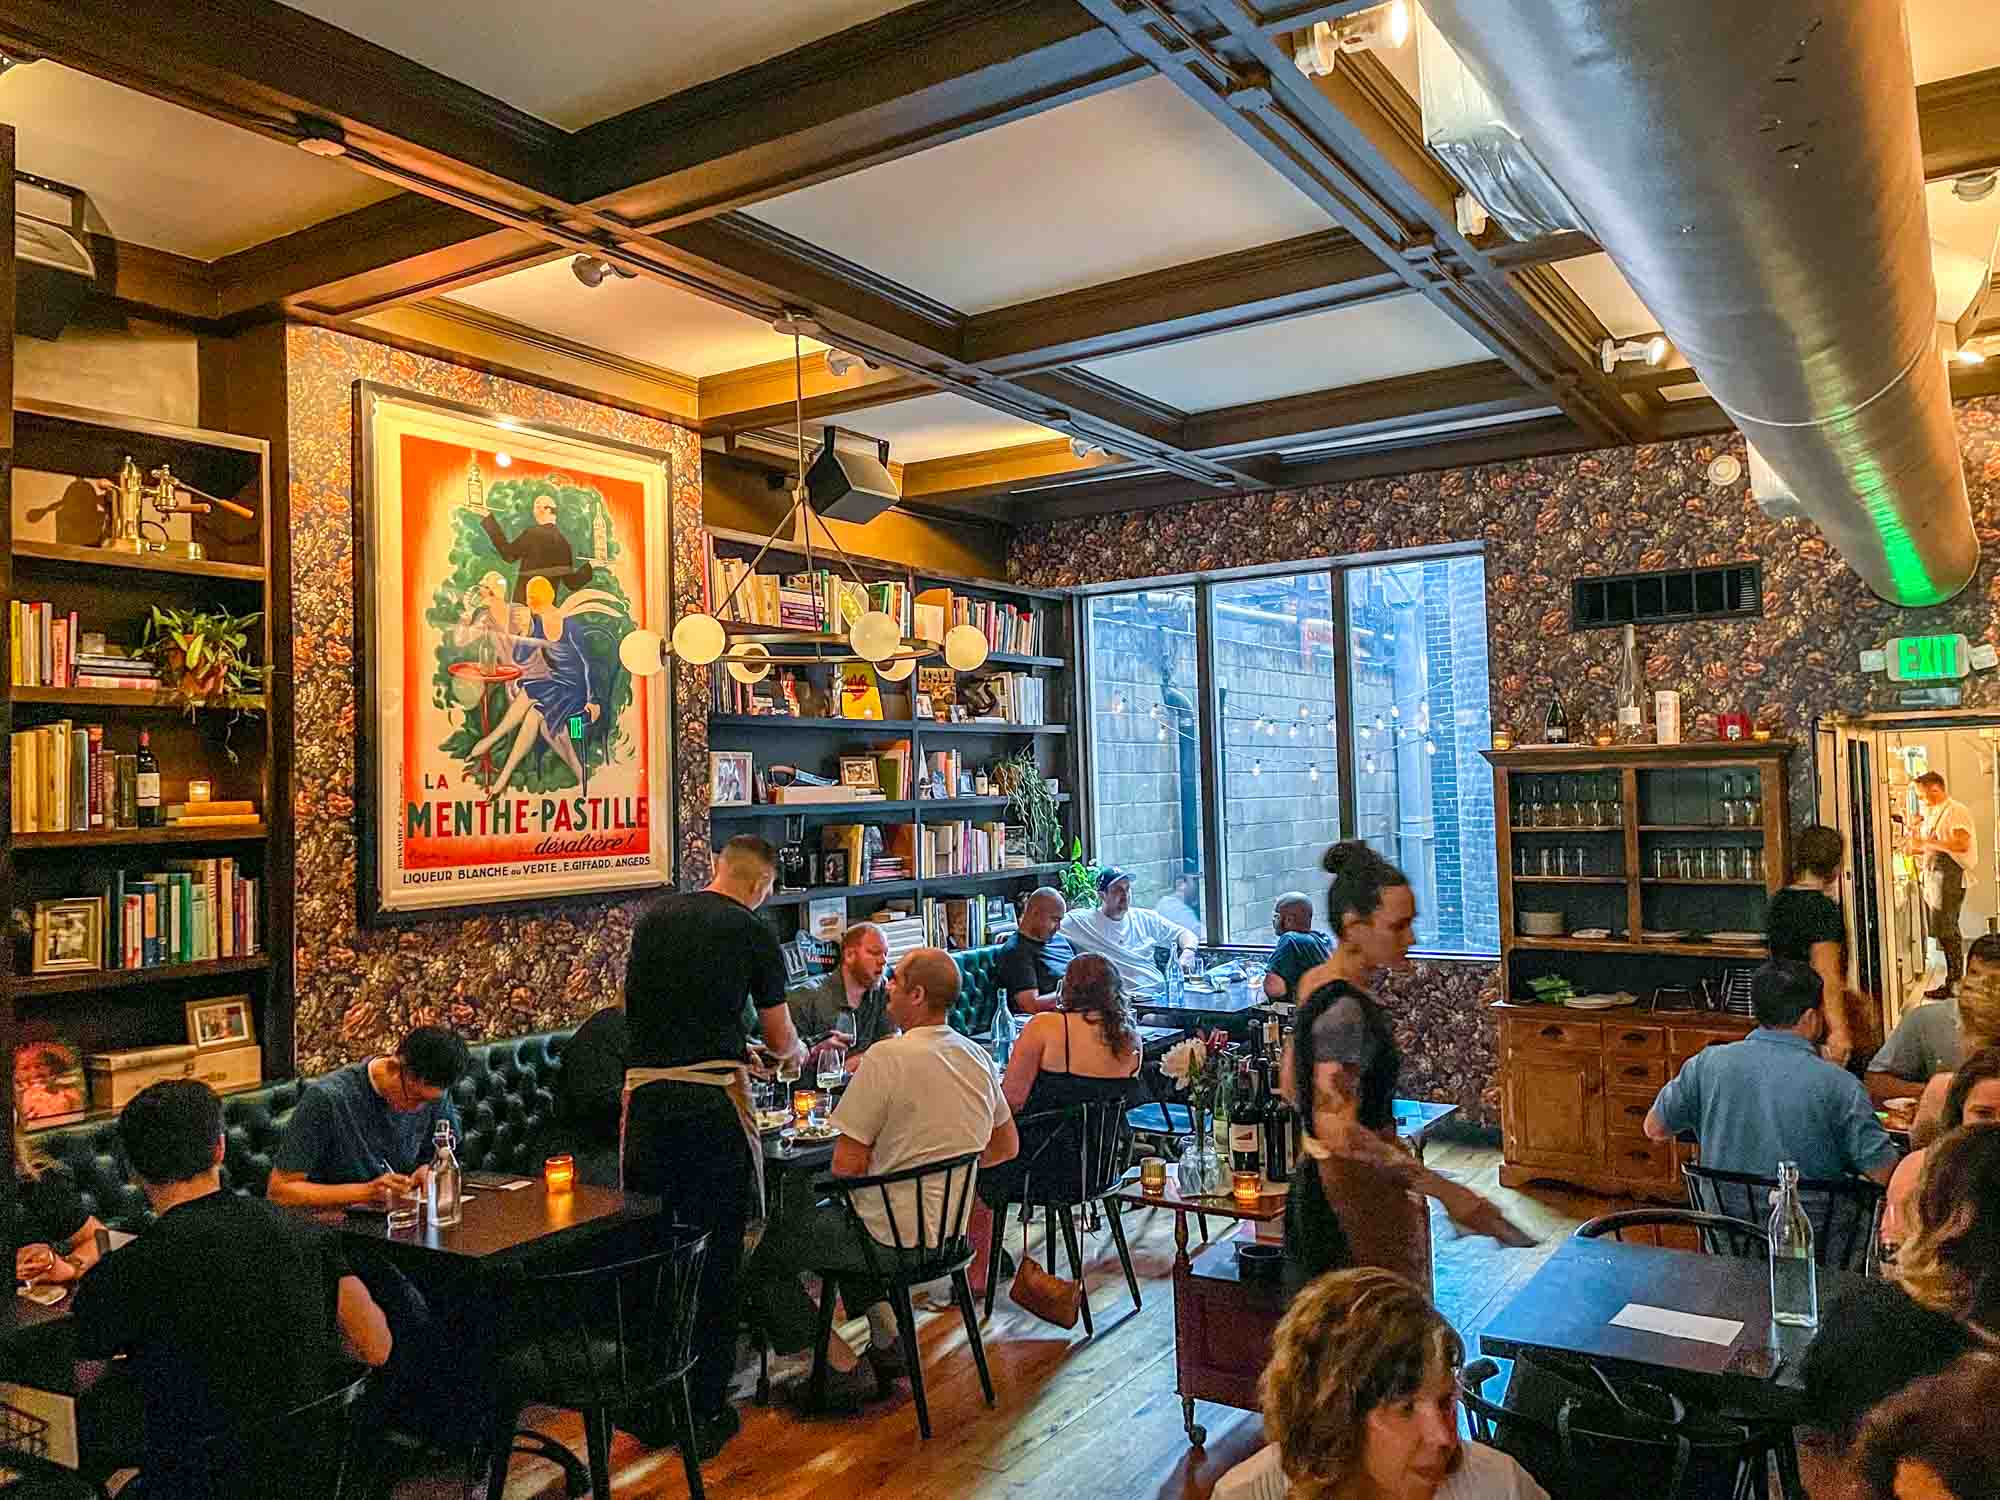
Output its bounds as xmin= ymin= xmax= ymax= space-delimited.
xmin=1008 ymin=1248 xmax=1082 ymax=1329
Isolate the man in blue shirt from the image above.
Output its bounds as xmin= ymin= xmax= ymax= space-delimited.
xmin=1645 ymin=960 xmax=1898 ymax=1183
xmin=266 ymin=1026 xmax=469 ymax=1209
xmin=1261 ymin=891 xmax=1332 ymax=1006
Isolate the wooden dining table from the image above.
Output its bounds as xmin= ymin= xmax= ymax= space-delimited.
xmin=1477 ymin=1236 xmax=1868 ymax=1499
xmin=319 ymin=1176 xmax=660 ymax=1274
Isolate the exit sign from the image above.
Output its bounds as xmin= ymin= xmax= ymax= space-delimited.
xmin=1888 ymin=633 xmax=1970 ymax=682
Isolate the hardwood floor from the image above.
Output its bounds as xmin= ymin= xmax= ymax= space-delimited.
xmin=394 ymin=1144 xmax=1621 ymax=1500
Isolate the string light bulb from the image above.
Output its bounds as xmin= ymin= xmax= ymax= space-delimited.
xmin=1309 ymin=763 xmax=1320 ymax=782
xmin=1252 ymin=759 xmax=1263 ymax=777
xmin=1424 ymin=737 xmax=1437 ymax=756
xmin=1110 ymin=691 xmax=1125 ymax=715
xmin=1390 ymin=705 xmax=1400 ymax=720
xmin=1157 ymin=724 xmax=1168 ymax=742
xmin=1364 ymin=754 xmax=1377 ymax=775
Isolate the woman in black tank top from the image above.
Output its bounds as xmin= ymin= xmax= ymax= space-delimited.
xmin=1281 ymin=843 xmax=1534 ymax=1295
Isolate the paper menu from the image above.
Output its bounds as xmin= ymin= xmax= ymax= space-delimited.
xmin=1609 ymin=1301 xmax=1744 ymax=1347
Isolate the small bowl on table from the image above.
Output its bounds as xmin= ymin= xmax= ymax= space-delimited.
xmin=1236 ymin=1242 xmax=1283 ymax=1283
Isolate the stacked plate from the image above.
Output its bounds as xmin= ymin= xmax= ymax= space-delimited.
xmin=1640 ymin=929 xmax=1689 ymax=943
xmin=1707 ymin=931 xmax=1764 ymax=945
xmin=1562 ymin=993 xmax=1630 ymax=1011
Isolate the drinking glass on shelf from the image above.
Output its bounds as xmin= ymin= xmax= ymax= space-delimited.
xmin=1517 ymin=847 xmax=1532 ymax=876
xmin=1751 ymin=847 xmax=1767 ymax=882
xmin=1653 ymin=847 xmax=1669 ymax=880
xmin=1741 ymin=776 xmax=1761 ymax=828
xmin=1605 ymin=774 xmax=1625 ymax=826
xmin=1563 ymin=777 xmax=1585 ymax=827
xmin=1569 ymin=847 xmax=1588 ymax=877
xmin=1737 ymin=847 xmax=1758 ymax=881
xmin=1720 ymin=774 xmax=1739 ymax=827
xmin=1522 ymin=779 xmax=1544 ymax=827
xmin=1539 ymin=848 xmax=1555 ymax=876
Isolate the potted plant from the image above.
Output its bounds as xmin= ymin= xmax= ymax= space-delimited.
xmin=997 ymin=747 xmax=1061 ymax=863
xmin=141 ymin=604 xmax=269 ymax=758
xmin=1059 ymin=836 xmax=1100 ymax=910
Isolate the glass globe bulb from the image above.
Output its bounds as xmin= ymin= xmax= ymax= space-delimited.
xmin=671 ymin=612 xmax=726 ymax=666
xmin=876 ymin=655 xmax=915 ymax=682
xmin=850 ymin=610 xmax=901 ymax=663
xmin=944 ymin=624 xmax=989 ymax=672
xmin=725 ymin=642 xmax=772 ymax=686
xmin=618 ymin=627 xmax=667 ymax=678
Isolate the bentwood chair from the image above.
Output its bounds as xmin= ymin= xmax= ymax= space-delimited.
xmin=126 ymin=1370 xmax=374 ymax=1500
xmin=983 ymin=1101 xmax=1141 ymax=1335
xmin=488 ymin=1232 xmax=711 ymax=1500
xmin=1681 ymin=1163 xmax=1884 ymax=1272
xmin=810 ymin=1151 xmax=994 ymax=1440
xmin=1574 ymin=1208 xmax=1771 ymax=1258
xmin=1460 ymin=1357 xmax=1761 ymax=1500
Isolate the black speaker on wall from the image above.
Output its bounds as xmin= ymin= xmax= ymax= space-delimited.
xmin=805 ymin=426 xmax=900 ymax=525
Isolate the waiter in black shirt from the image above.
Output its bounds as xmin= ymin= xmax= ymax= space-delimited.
xmin=622 ymin=833 xmax=803 ymax=1458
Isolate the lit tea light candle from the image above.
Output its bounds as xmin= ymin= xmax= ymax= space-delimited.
xmin=792 ymin=1089 xmax=817 ymax=1124
xmin=1491 ymin=731 xmax=1514 ymax=751
xmin=187 ymin=779 xmax=213 ymax=803
xmin=1139 ymin=1157 xmax=1168 ymax=1195
xmin=1231 ymin=1169 xmax=1262 ymax=1203
xmin=543 ymin=1154 xmax=575 ymax=1192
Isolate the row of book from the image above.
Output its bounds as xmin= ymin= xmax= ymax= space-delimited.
xmin=935 ymin=589 xmax=1042 ymax=657
xmin=10 ymin=602 xmax=160 ymax=690
xmin=975 ymin=672 xmax=1048 ymax=725
xmin=920 ymin=894 xmax=1018 ymax=952
xmin=67 ymin=857 xmax=259 ymax=969
xmin=918 ymin=818 xmax=1020 ymax=877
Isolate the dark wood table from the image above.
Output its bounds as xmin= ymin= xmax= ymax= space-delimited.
xmin=1479 ymin=1238 xmax=1864 ymax=1498
xmin=320 ymin=1178 xmax=662 ymax=1274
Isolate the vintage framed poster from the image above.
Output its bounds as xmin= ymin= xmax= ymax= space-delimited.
xmin=355 ymin=383 xmax=675 ymax=923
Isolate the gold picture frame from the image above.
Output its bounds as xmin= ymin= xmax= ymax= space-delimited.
xmin=32 ymin=898 xmax=103 ymax=974
xmin=184 ymin=994 xmax=256 ymax=1052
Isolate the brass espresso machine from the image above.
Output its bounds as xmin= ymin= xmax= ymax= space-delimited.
xmin=89 ymin=456 xmax=256 ymax=561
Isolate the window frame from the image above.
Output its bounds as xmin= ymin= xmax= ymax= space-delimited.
xmin=1076 ymin=542 xmax=1495 ymax=960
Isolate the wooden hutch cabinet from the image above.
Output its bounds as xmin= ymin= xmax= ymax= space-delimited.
xmin=1481 ymin=740 xmax=1794 ymax=1199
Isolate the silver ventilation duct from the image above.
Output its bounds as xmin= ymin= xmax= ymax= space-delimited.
xmin=1421 ymin=1 xmax=1977 ymax=607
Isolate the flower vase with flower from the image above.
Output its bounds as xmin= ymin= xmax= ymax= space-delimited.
xmin=1159 ymin=1028 xmax=1232 ymax=1195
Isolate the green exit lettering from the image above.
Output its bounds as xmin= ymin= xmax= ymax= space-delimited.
xmin=1894 ymin=634 xmax=1959 ymax=681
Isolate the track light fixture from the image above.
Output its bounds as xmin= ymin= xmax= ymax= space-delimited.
xmin=570 ymin=255 xmax=637 ymax=288
xmin=1069 ymin=437 xmax=1114 ymax=460
xmin=1294 ymin=2 xmax=1409 ymax=74
xmin=823 ymin=350 xmax=880 ymax=378
xmin=1599 ymin=333 xmax=1671 ymax=373
xmin=1954 ymin=171 xmax=1998 ymax=204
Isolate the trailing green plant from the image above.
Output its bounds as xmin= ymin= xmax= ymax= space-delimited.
xmin=998 ymin=747 xmax=1060 ymax=863
xmin=141 ymin=604 xmax=270 ymax=760
xmin=1060 ymin=835 xmax=1101 ymax=911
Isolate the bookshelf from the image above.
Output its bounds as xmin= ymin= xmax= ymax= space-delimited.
xmin=4 ymin=397 xmax=293 ymax=1111
xmin=699 ymin=528 xmax=1079 ymax=950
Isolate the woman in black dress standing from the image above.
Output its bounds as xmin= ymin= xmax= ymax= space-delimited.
xmin=1766 ymin=824 xmax=1865 ymax=1066
xmin=1281 ymin=842 xmax=1533 ymax=1294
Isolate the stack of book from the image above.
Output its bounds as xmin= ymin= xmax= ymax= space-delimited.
xmin=108 ymin=858 xmax=259 ymax=966
xmin=966 ymin=672 xmax=1046 ymax=724
xmin=9 ymin=606 xmax=159 ymax=690
xmin=920 ymin=894 xmax=1016 ymax=951
xmin=166 ymin=798 xmax=261 ymax=829
xmin=910 ymin=587 xmax=1040 ymax=656
xmin=920 ymin=818 xmax=1008 ymax=877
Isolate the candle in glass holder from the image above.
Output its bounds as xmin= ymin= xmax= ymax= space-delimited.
xmin=1491 ymin=730 xmax=1515 ymax=751
xmin=543 ymin=1154 xmax=575 ymax=1192
xmin=187 ymin=779 xmax=213 ymax=803
xmin=1231 ymin=1169 xmax=1261 ymax=1203
xmin=792 ymin=1089 xmax=817 ymax=1125
xmin=1139 ymin=1157 xmax=1168 ymax=1195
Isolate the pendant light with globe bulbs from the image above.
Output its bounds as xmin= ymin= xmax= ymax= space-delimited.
xmin=617 ymin=314 xmax=990 ymax=690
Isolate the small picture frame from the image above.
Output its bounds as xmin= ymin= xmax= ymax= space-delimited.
xmin=32 ymin=898 xmax=103 ymax=974
xmin=709 ymin=750 xmax=753 ymax=807
xmin=822 ymin=849 xmax=850 ymax=886
xmin=781 ymin=938 xmax=813 ymax=985
xmin=185 ymin=994 xmax=256 ymax=1052
xmin=948 ymin=704 xmax=968 ymax=723
xmin=838 ymin=756 xmax=879 ymax=790
xmin=914 ymin=693 xmax=936 ymax=721
xmin=958 ymin=772 xmax=976 ymax=796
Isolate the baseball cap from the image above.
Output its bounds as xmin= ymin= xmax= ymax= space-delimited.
xmin=1096 ymin=866 xmax=1134 ymax=893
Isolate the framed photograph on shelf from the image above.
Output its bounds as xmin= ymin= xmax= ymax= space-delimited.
xmin=838 ymin=756 xmax=879 ymax=790
xmin=709 ymin=751 xmax=753 ymax=807
xmin=822 ymin=849 xmax=850 ymax=886
xmin=948 ymin=704 xmax=968 ymax=724
xmin=14 ymin=1041 xmax=87 ymax=1128
xmin=353 ymin=384 xmax=675 ymax=925
xmin=32 ymin=898 xmax=103 ymax=974
xmin=913 ymin=693 xmax=936 ymax=721
xmin=185 ymin=995 xmax=257 ymax=1052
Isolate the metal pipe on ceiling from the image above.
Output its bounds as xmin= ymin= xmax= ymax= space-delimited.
xmin=1421 ymin=0 xmax=1978 ymax=607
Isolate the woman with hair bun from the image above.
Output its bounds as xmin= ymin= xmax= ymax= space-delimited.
xmin=1280 ymin=842 xmax=1535 ymax=1292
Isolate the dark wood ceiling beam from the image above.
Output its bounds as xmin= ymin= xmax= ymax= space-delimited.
xmin=697 ymin=350 xmax=935 ymax=435
xmin=87 ymin=239 xmax=219 ymax=323
xmin=0 ymin=0 xmax=568 ymax=209
xmin=1184 ymin=360 xmax=1550 ymax=458
xmin=1920 ymin=66 xmax=2000 ymax=181
xmin=962 ymin=228 xmax=1404 ymax=374
xmin=572 ymin=0 xmax=1146 ymax=229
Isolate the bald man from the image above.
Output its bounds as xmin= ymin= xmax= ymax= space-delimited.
xmin=1262 ymin=892 xmax=1332 ymax=1005
xmin=997 ymin=887 xmax=1075 ymax=1017
xmin=744 ymin=947 xmax=1017 ymax=1397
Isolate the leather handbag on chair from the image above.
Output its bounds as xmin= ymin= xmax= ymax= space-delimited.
xmin=1007 ymin=1117 xmax=1084 ymax=1329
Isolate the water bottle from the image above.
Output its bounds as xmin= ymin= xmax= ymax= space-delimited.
xmin=429 ymin=1119 xmax=463 ymax=1227
xmin=1768 ymin=1160 xmax=1818 ymax=1327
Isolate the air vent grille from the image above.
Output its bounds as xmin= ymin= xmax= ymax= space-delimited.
xmin=1571 ymin=564 xmax=1762 ymax=630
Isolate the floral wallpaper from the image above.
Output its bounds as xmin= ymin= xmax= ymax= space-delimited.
xmin=285 ymin=325 xmax=709 ymax=1075
xmin=1013 ymin=397 xmax=2000 ymax=1123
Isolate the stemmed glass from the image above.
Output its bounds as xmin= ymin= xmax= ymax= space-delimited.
xmin=1720 ymin=775 xmax=1739 ymax=828
xmin=1524 ymin=778 xmax=1546 ymax=828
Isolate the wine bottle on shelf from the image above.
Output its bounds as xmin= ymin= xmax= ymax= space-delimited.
xmin=1615 ymin=624 xmax=1645 ymax=742
xmin=1544 ymin=697 xmax=1569 ymax=745
xmin=134 ymin=730 xmax=163 ymax=828
xmin=1230 ymin=1061 xmax=1263 ymax=1179
xmin=1261 ymin=1058 xmax=1292 ymax=1184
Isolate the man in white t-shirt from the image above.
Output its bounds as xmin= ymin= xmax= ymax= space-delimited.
xmin=1060 ymin=866 xmax=1199 ymax=999
xmin=1913 ymin=771 xmax=1978 ymax=997
xmin=743 ymin=948 xmax=1017 ymax=1399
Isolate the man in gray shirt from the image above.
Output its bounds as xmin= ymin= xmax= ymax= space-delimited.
xmin=1865 ymin=933 xmax=1999 ymax=1102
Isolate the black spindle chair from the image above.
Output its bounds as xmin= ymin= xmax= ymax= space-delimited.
xmin=487 ymin=1231 xmax=711 ymax=1500
xmin=810 ymin=1151 xmax=994 ymax=1440
xmin=133 ymin=1369 xmax=373 ymax=1500
xmin=1575 ymin=1207 xmax=1771 ymax=1259
xmin=983 ymin=1101 xmax=1141 ymax=1335
xmin=1681 ymin=1163 xmax=1884 ymax=1272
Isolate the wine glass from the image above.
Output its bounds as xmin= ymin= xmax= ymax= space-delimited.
xmin=1604 ymin=773 xmax=1624 ymax=827
xmin=1525 ymin=778 xmax=1546 ymax=827
xmin=1719 ymin=774 xmax=1739 ymax=828
xmin=775 ymin=1053 xmax=801 ymax=1104
xmin=817 ymin=1035 xmax=848 ymax=1091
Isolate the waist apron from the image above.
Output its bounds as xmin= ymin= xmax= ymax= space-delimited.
xmin=1286 ymin=1125 xmax=1430 ymax=1290
xmin=621 ymin=1060 xmax=765 ymax=1221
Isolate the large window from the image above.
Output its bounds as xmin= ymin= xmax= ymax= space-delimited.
xmin=1085 ymin=589 xmax=1210 ymax=936
xmin=1083 ymin=553 xmax=1498 ymax=958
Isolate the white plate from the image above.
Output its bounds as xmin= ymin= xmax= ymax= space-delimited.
xmin=1640 ymin=930 xmax=1689 ymax=942
xmin=1707 ymin=931 xmax=1765 ymax=944
xmin=1569 ymin=928 xmax=1612 ymax=940
xmin=1563 ymin=995 xmax=1626 ymax=1010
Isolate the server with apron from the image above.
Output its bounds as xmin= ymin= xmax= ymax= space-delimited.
xmin=622 ymin=834 xmax=804 ymax=1458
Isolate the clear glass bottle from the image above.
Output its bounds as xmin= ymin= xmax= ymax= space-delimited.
xmin=1768 ymin=1160 xmax=1818 ymax=1327
xmin=428 ymin=1119 xmax=463 ymax=1227
xmin=1615 ymin=624 xmax=1645 ymax=742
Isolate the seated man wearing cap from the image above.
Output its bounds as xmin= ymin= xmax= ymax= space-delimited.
xmin=1059 ymin=866 xmax=1199 ymax=1000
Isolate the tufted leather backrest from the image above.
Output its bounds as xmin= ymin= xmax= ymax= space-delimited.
xmin=29 ymin=1031 xmax=575 ymax=1233
xmin=948 ymin=945 xmax=1006 ymax=1039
